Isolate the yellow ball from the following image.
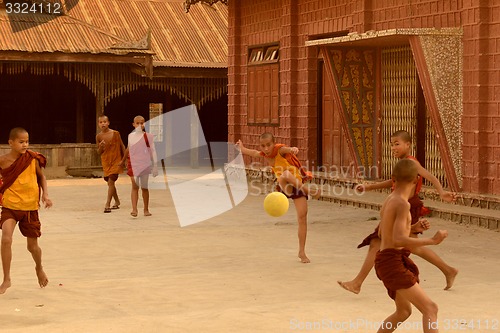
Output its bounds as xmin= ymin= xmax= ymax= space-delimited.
xmin=263 ymin=192 xmax=289 ymax=217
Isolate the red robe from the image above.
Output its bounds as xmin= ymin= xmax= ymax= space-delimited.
xmin=0 ymin=151 xmax=47 ymax=200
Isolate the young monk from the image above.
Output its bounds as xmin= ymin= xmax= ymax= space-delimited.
xmin=120 ymin=115 xmax=158 ymax=217
xmin=0 ymin=127 xmax=52 ymax=294
xmin=236 ymin=133 xmax=320 ymax=263
xmin=96 ymin=115 xmax=125 ymax=213
xmin=338 ymin=130 xmax=458 ymax=294
xmin=375 ymin=158 xmax=447 ymax=333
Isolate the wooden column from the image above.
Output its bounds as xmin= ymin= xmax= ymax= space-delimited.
xmin=95 ymin=70 xmax=105 ymax=132
xmin=76 ymin=84 xmax=84 ymax=143
xmin=190 ymin=105 xmax=199 ymax=168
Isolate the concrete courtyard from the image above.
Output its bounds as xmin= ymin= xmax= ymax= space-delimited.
xmin=0 ymin=174 xmax=499 ymax=333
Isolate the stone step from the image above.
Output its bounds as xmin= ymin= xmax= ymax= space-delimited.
xmin=244 ymin=167 xmax=500 ymax=231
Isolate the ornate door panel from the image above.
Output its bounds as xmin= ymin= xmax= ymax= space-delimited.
xmin=380 ymin=46 xmax=447 ymax=187
xmin=321 ymin=62 xmax=352 ymax=174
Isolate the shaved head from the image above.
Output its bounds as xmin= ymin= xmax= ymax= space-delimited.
xmin=392 ymin=158 xmax=418 ymax=183
xmin=133 ymin=115 xmax=145 ymax=123
xmin=9 ymin=127 xmax=28 ymax=140
xmin=391 ymin=130 xmax=412 ymax=143
xmin=260 ymin=132 xmax=274 ymax=142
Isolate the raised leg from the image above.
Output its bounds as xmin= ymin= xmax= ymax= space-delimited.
xmin=412 ymin=246 xmax=458 ymax=290
xmin=338 ymin=237 xmax=380 ymax=294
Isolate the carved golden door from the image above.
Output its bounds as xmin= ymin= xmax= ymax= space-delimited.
xmin=380 ymin=46 xmax=447 ymax=187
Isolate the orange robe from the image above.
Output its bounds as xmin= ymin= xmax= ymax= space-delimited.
xmin=0 ymin=150 xmax=46 ymax=210
xmin=259 ymin=144 xmax=312 ymax=182
xmin=100 ymin=131 xmax=124 ymax=177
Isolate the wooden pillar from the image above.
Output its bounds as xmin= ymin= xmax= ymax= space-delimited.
xmin=165 ymin=111 xmax=173 ymax=165
xmin=76 ymin=84 xmax=84 ymax=143
xmin=190 ymin=105 xmax=199 ymax=169
xmin=95 ymin=70 xmax=105 ymax=132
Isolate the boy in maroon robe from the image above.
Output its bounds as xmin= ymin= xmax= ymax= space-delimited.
xmin=0 ymin=127 xmax=52 ymax=294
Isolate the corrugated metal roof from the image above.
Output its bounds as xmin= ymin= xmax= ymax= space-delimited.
xmin=0 ymin=0 xmax=228 ymax=68
xmin=0 ymin=11 xmax=145 ymax=55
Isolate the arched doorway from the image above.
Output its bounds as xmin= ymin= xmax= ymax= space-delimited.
xmin=0 ymin=71 xmax=95 ymax=144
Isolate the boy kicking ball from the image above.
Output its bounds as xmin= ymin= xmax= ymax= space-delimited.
xmin=236 ymin=133 xmax=320 ymax=263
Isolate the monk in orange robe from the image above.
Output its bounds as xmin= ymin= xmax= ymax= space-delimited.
xmin=236 ymin=132 xmax=320 ymax=263
xmin=96 ymin=115 xmax=125 ymax=213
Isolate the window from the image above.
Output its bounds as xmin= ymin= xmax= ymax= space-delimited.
xmin=247 ymin=45 xmax=279 ymax=125
xmin=149 ymin=103 xmax=163 ymax=142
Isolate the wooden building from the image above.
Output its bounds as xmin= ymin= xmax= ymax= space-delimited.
xmin=192 ymin=0 xmax=499 ymax=196
xmin=0 ymin=0 xmax=228 ymax=170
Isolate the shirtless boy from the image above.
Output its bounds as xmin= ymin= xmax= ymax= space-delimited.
xmin=375 ymin=158 xmax=447 ymax=333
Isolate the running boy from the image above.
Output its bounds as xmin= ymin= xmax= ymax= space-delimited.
xmin=120 ymin=115 xmax=158 ymax=217
xmin=0 ymin=127 xmax=52 ymax=294
xmin=338 ymin=130 xmax=457 ymax=294
xmin=375 ymin=158 xmax=447 ymax=333
xmin=96 ymin=115 xmax=125 ymax=213
xmin=236 ymin=133 xmax=320 ymax=263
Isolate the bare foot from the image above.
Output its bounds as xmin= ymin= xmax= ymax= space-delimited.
xmin=444 ymin=267 xmax=459 ymax=290
xmin=311 ymin=187 xmax=322 ymax=200
xmin=0 ymin=280 xmax=12 ymax=294
xmin=302 ymin=185 xmax=322 ymax=200
xmin=36 ymin=267 xmax=49 ymax=288
xmin=337 ymin=280 xmax=360 ymax=294
xmin=131 ymin=211 xmax=138 ymax=217
xmin=144 ymin=211 xmax=152 ymax=217
xmin=298 ymin=252 xmax=310 ymax=263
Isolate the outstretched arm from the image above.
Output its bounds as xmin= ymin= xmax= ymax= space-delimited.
xmin=392 ymin=204 xmax=446 ymax=247
xmin=278 ymin=146 xmax=299 ymax=155
xmin=235 ymin=140 xmax=261 ymax=158
xmin=356 ymin=179 xmax=392 ymax=192
xmin=412 ymin=159 xmax=456 ymax=202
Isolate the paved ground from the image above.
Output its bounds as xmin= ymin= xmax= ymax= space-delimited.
xmin=0 ymin=175 xmax=499 ymax=333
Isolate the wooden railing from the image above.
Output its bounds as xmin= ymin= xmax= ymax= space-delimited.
xmin=0 ymin=143 xmax=101 ymax=169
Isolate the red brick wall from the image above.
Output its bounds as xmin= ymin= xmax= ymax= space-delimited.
xmin=229 ymin=0 xmax=500 ymax=195
xmin=228 ymin=0 xmax=283 ymax=157
xmin=461 ymin=1 xmax=500 ymax=194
